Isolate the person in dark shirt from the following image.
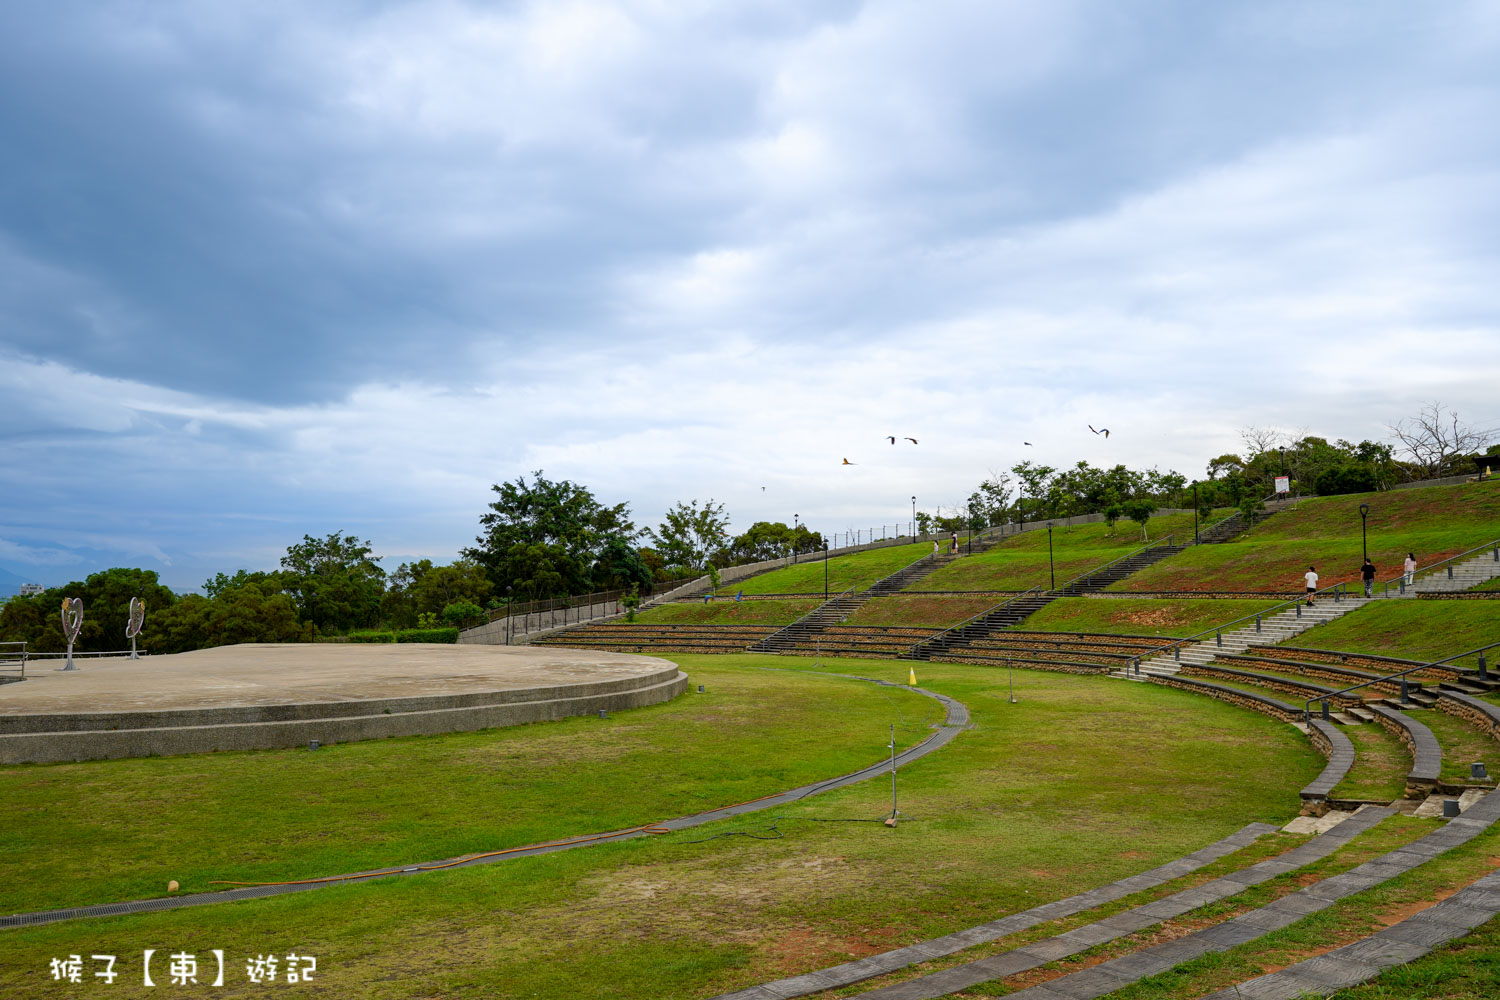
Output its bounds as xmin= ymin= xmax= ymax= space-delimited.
xmin=1360 ymin=558 xmax=1377 ymax=597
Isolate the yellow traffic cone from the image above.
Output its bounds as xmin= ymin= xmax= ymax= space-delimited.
xmin=908 ymin=666 xmax=917 ymax=686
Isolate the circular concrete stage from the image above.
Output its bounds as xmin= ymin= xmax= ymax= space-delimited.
xmin=0 ymin=643 xmax=687 ymax=764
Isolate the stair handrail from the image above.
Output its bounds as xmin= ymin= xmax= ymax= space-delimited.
xmin=1300 ymin=639 xmax=1500 ymax=724
xmin=0 ymin=640 xmax=26 ymax=680
xmin=863 ymin=551 xmax=937 ymax=594
xmin=903 ymin=586 xmax=1045 ymax=659
xmin=1375 ymin=537 xmax=1500 ymax=599
xmin=1148 ymin=580 xmax=1356 ymax=665
xmin=1192 ymin=490 xmax=1294 ymax=545
xmin=1051 ymin=534 xmax=1176 ymax=595
xmin=748 ymin=587 xmax=856 ymax=649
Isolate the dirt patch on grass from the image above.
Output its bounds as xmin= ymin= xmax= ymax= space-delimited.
xmin=765 ymin=926 xmax=892 ymax=974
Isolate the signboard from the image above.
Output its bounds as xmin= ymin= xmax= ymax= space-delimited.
xmin=1274 ymin=476 xmax=1290 ymax=495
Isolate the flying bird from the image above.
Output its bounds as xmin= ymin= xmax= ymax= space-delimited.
xmin=1089 ymin=425 xmax=1111 ymax=438
xmin=842 ymin=458 xmax=856 ymax=465
xmin=905 ymin=437 xmax=918 ymax=445
xmin=760 ymin=486 xmax=766 ymax=491
xmin=887 ymin=436 xmax=896 ymax=444
xmin=1023 ymin=441 xmax=1034 ymax=447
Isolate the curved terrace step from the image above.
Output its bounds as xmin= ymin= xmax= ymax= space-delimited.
xmin=978 ymin=792 xmax=1500 ymax=1000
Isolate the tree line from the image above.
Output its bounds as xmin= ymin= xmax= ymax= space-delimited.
xmin=3 ymin=404 xmax=1490 ymax=654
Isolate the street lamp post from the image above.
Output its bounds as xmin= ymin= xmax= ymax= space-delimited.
xmin=911 ymin=496 xmax=916 ymax=538
xmin=824 ymin=543 xmax=830 ymax=600
xmin=967 ymin=502 xmax=974 ymax=555
xmin=1047 ymin=522 xmax=1055 ymax=590
xmin=793 ymin=515 xmax=798 ymax=563
xmin=1359 ymin=503 xmax=1370 ymax=562
xmin=1193 ymin=482 xmax=1200 ymax=544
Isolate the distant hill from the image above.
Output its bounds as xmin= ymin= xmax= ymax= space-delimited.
xmin=0 ymin=565 xmax=40 ymax=599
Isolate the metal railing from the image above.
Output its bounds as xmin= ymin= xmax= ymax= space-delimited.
xmin=864 ymin=552 xmax=936 ymax=594
xmin=1301 ymin=640 xmax=1500 ymax=723
xmin=902 ymin=586 xmax=1044 ymax=659
xmin=1374 ymin=537 xmax=1500 ymax=599
xmin=1051 ymin=535 xmax=1177 ymax=595
xmin=0 ymin=641 xmax=25 ymax=680
xmin=1147 ymin=580 xmax=1356 ymax=666
xmin=24 ymin=649 xmax=147 ymax=660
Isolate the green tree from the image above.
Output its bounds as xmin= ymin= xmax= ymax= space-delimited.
xmin=591 ymin=534 xmax=654 ymax=592
xmin=465 ymin=471 xmax=635 ymax=590
xmin=650 ymin=499 xmax=730 ymax=571
xmin=280 ymin=532 xmax=386 ymax=634
xmin=1121 ymin=499 xmax=1156 ymax=541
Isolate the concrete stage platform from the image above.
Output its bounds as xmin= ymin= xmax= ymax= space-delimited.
xmin=0 ymin=643 xmax=687 ymax=764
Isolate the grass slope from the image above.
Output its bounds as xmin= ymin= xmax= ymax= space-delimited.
xmin=1020 ymin=597 xmax=1283 ymax=637
xmin=631 ymin=598 xmax=819 ymax=625
xmin=843 ymin=594 xmax=1001 ymax=628
xmin=0 ymin=655 xmax=1319 ymax=1000
xmin=1284 ymin=601 xmax=1498 ymax=668
xmin=1117 ymin=479 xmax=1500 ymax=593
xmin=914 ymin=511 xmax=1212 ymax=592
xmin=717 ymin=541 xmax=931 ymax=596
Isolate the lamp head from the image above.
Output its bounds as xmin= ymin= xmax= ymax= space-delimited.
xmin=1359 ymin=503 xmax=1370 ymax=517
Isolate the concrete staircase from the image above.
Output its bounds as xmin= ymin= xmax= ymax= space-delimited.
xmin=1192 ymin=496 xmax=1301 ymax=545
xmin=901 ymin=589 xmax=1054 ymax=661
xmin=1407 ymin=545 xmax=1500 ymax=594
xmin=1116 ymin=594 xmax=1374 ymax=680
xmin=746 ymin=544 xmax=986 ymax=654
xmin=1054 ymin=541 xmax=1185 ymax=594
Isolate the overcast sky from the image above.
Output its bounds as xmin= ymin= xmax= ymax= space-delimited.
xmin=3 ymin=0 xmax=1498 ymax=592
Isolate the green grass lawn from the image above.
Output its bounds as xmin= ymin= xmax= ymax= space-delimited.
xmin=631 ymin=598 xmax=820 ymax=625
xmin=1330 ymin=723 xmax=1410 ymax=802
xmin=842 ymin=594 xmax=1001 ymax=627
xmin=1019 ymin=597 xmax=1283 ymax=637
xmin=1283 ymin=600 xmax=1499 ymax=669
xmin=915 ymin=511 xmax=1210 ymax=592
xmin=717 ymin=541 xmax=931 ymax=595
xmin=1117 ymin=479 xmax=1500 ymax=594
xmin=0 ymin=655 xmax=1320 ymax=999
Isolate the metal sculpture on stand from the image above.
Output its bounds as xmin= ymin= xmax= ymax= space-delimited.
xmin=126 ymin=598 xmax=145 ymax=660
xmin=60 ymin=598 xmax=83 ymax=671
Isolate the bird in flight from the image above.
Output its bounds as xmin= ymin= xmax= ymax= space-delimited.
xmin=842 ymin=458 xmax=856 ymax=465
xmin=760 ymin=486 xmax=766 ymax=491
xmin=887 ymin=436 xmax=896 ymax=444
xmin=905 ymin=437 xmax=918 ymax=445
xmin=1023 ymin=441 xmax=1034 ymax=447
xmin=1088 ymin=425 xmax=1111 ymax=438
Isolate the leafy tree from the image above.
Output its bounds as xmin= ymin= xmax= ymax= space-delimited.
xmin=1389 ymin=402 xmax=1497 ymax=481
xmin=495 ymin=542 xmax=586 ymax=601
xmin=1314 ymin=464 xmax=1380 ymax=496
xmin=591 ymin=534 xmax=654 ymax=592
xmin=1010 ymin=461 xmax=1057 ymax=521
xmin=1102 ymin=503 xmax=1125 ymax=532
xmin=1206 ymin=454 xmax=1244 ymax=480
xmin=650 ymin=499 xmax=730 ymax=571
xmin=442 ymin=601 xmax=485 ymax=626
xmin=0 ymin=569 xmax=179 ymax=653
xmin=1121 ymin=499 xmax=1156 ymax=541
xmin=143 ymin=583 xmax=302 ymax=654
xmin=383 ymin=558 xmax=492 ymax=628
xmin=465 ymin=471 xmax=635 ymax=590
xmin=280 ymin=532 xmax=385 ymax=634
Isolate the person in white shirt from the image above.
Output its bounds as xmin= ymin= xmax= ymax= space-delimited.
xmin=1404 ymin=553 xmax=1416 ymax=587
xmin=1304 ymin=566 xmax=1319 ymax=605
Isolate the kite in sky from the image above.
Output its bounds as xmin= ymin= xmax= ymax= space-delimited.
xmin=1088 ymin=425 xmax=1111 ymax=438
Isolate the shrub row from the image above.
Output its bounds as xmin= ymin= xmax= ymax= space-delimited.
xmin=347 ymin=628 xmax=460 ymax=644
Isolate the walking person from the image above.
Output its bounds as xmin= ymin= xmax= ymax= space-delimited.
xmin=1403 ymin=552 xmax=1417 ymax=587
xmin=1304 ymin=565 xmax=1318 ymax=605
xmin=1360 ymin=557 xmax=1377 ymax=598
xmin=932 ymin=539 xmax=939 ymax=557
xmin=950 ymin=531 xmax=958 ymax=555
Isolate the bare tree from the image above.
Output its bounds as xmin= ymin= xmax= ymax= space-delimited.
xmin=1388 ymin=402 xmax=1496 ymax=481
xmin=1237 ymin=425 xmax=1285 ymax=460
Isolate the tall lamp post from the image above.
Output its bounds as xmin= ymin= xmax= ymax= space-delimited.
xmin=1193 ymin=482 xmax=1200 ymax=544
xmin=793 ymin=515 xmax=799 ymax=563
xmin=911 ymin=496 xmax=916 ymax=538
xmin=967 ymin=501 xmax=975 ymax=554
xmin=1359 ymin=503 xmax=1370 ymax=562
xmin=824 ymin=542 xmax=830 ymax=599
xmin=1047 ymin=522 xmax=1055 ymax=590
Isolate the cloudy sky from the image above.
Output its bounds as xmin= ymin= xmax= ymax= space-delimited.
xmin=3 ymin=0 xmax=1498 ymax=592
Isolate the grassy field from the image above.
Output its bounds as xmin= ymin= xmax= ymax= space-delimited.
xmin=1117 ymin=479 xmax=1500 ymax=593
xmin=715 ymin=541 xmax=931 ymax=595
xmin=1332 ymin=723 xmax=1411 ymax=802
xmin=1283 ymin=600 xmax=1499 ymax=668
xmin=1019 ymin=597 xmax=1284 ymax=637
xmin=914 ymin=511 xmax=1212 ymax=592
xmin=842 ymin=594 xmax=1002 ymax=627
xmin=0 ymin=655 xmax=1320 ymax=999
xmin=631 ymin=598 xmax=820 ymax=625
